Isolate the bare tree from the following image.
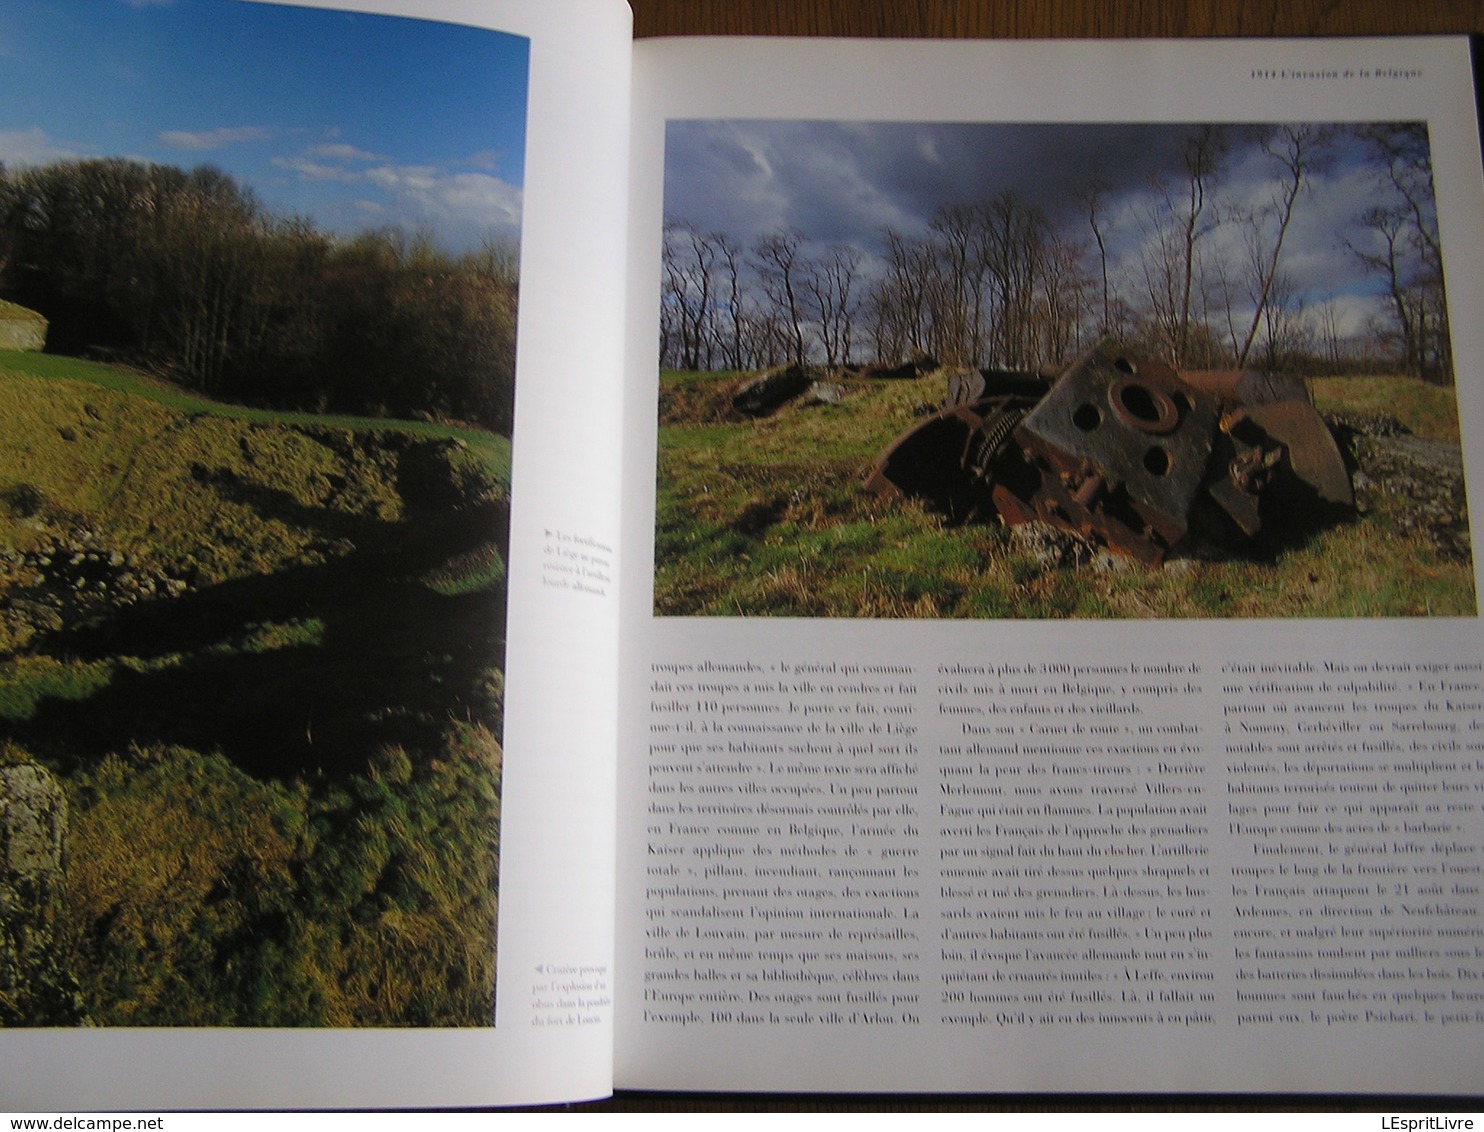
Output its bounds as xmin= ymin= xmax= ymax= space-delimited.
xmin=714 ymin=232 xmax=747 ymax=370
xmin=1314 ymin=297 xmax=1346 ymax=371
xmin=1233 ymin=126 xmax=1327 ymax=367
xmin=1362 ymin=123 xmax=1441 ymax=268
xmin=1351 ymin=122 xmax=1449 ymax=381
xmin=753 ymin=229 xmax=809 ymax=366
xmin=660 ymin=222 xmax=719 ymax=370
xmin=1075 ymin=177 xmax=1113 ymax=335
xmin=1038 ymin=230 xmax=1093 ymax=363
xmin=1254 ymin=268 xmax=1312 ymax=371
xmin=1140 ymin=126 xmax=1229 ymax=366
xmin=869 ymin=229 xmax=933 ymax=365
xmin=807 ymin=244 xmax=861 ymax=368
xmin=1350 ymin=203 xmax=1424 ymax=377
xmin=979 ymin=191 xmax=1052 ymax=369
xmin=925 ymin=204 xmax=986 ymax=365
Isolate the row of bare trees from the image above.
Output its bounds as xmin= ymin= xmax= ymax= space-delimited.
xmin=0 ymin=158 xmax=519 ymax=431
xmin=661 ymin=122 xmax=1449 ymax=382
xmin=868 ymin=194 xmax=1089 ymax=371
xmin=660 ymin=226 xmax=863 ymax=371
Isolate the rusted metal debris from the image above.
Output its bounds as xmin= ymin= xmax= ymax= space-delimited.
xmin=865 ymin=343 xmax=1353 ymax=564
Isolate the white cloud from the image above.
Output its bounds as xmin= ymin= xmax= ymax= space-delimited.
xmin=363 ymin=164 xmax=439 ymax=194
xmin=273 ymin=147 xmax=522 ymax=245
xmin=466 ymin=149 xmax=503 ymax=171
xmin=427 ymin=171 xmax=523 ymax=228
xmin=305 ymin=142 xmax=385 ymax=163
xmin=159 ymin=126 xmax=271 ymax=151
xmin=364 ymin=165 xmax=522 ymax=229
xmin=271 ymin=155 xmax=349 ymax=181
xmin=1314 ymin=293 xmax=1383 ymax=340
xmin=0 ymin=127 xmax=82 ymax=167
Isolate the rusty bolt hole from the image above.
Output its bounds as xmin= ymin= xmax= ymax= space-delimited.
xmin=1110 ymin=378 xmax=1178 ymax=434
xmin=1072 ymin=403 xmax=1102 ymax=431
xmin=1142 ymin=445 xmax=1173 ymax=476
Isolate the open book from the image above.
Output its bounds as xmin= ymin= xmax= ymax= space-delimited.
xmin=1 ymin=0 xmax=1482 ymax=1108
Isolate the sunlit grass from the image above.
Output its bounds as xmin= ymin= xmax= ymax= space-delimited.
xmin=655 ymin=368 xmax=1474 ymax=619
xmin=0 ymin=352 xmax=508 ymax=588
xmin=0 ymin=350 xmax=505 ymax=1027
xmin=1311 ymin=373 xmax=1460 ymax=442
xmin=0 ymin=349 xmax=511 ymax=469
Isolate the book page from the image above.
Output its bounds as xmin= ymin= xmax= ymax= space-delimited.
xmin=617 ymin=34 xmax=1484 ymax=1094
xmin=0 ymin=0 xmax=629 ymax=1109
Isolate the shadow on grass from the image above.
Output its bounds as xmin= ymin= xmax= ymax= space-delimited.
xmin=1191 ymin=488 xmax=1356 ymax=567
xmin=2 ymin=460 xmax=509 ymax=783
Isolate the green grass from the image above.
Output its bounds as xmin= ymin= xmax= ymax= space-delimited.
xmin=0 ymin=301 xmax=44 ymax=323
xmin=0 ymin=619 xmax=327 ymax=722
xmin=422 ymin=542 xmax=507 ymax=596
xmin=0 ymin=656 xmax=116 ymax=719
xmin=0 ymin=349 xmax=508 ymax=587
xmin=57 ymin=726 xmax=499 ymax=1026
xmin=0 ymin=350 xmax=506 ymax=1026
xmin=654 ymin=367 xmax=1475 ymax=619
xmin=1311 ymin=373 xmax=1461 ymax=442
xmin=0 ymin=349 xmax=510 ymax=468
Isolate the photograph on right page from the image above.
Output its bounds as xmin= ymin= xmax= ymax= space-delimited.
xmin=652 ymin=119 xmax=1474 ymax=620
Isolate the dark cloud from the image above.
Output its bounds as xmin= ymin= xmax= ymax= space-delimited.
xmin=662 ymin=119 xmax=1421 ymax=333
xmin=665 ymin=121 xmax=1205 ymax=253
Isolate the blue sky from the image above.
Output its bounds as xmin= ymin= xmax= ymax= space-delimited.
xmin=0 ymin=0 xmax=529 ymax=253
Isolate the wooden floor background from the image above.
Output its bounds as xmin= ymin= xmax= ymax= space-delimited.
xmin=630 ymin=0 xmax=1484 ymax=39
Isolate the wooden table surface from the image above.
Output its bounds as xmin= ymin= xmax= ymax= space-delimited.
xmin=578 ymin=0 xmax=1484 ymax=1113
xmin=629 ymin=0 xmax=1484 ymax=39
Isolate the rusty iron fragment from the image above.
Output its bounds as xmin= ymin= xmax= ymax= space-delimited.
xmin=865 ymin=343 xmax=1353 ymax=563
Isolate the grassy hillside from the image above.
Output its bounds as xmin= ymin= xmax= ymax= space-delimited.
xmin=654 ymin=367 xmax=1474 ymax=619
xmin=0 ymin=350 xmax=506 ymax=1026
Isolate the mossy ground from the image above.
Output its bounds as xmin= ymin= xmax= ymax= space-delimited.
xmin=0 ymin=350 xmax=507 ymax=1026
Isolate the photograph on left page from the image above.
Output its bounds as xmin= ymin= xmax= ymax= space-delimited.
xmin=0 ymin=0 xmax=526 ymax=1027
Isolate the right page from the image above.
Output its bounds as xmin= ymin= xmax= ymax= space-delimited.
xmin=617 ymin=35 xmax=1484 ymax=1094
xmin=0 ymin=0 xmax=631 ymax=1109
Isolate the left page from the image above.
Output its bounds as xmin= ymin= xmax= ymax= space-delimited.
xmin=0 ymin=0 xmax=630 ymax=1109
